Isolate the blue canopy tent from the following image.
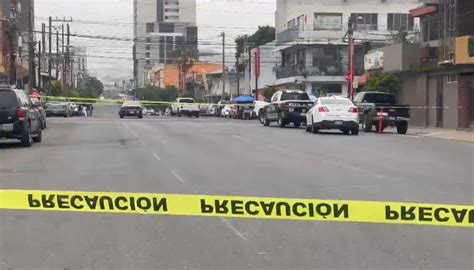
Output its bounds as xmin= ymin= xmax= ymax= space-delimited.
xmin=233 ymin=95 xmax=255 ymax=104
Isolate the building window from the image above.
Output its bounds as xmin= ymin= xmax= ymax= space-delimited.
xmin=422 ymin=18 xmax=439 ymax=42
xmin=447 ymin=74 xmax=458 ymax=83
xmin=145 ymin=52 xmax=150 ymax=59
xmin=314 ymin=13 xmax=342 ymax=30
xmin=146 ymin=37 xmax=151 ymax=43
xmin=146 ymin=23 xmax=154 ymax=33
xmin=351 ymin=13 xmax=378 ymax=31
xmin=297 ymin=15 xmax=305 ymax=30
xmin=146 ymin=60 xmax=151 ymax=66
xmin=146 ymin=44 xmax=150 ymax=50
xmin=288 ymin=19 xmax=296 ymax=29
xmin=387 ymin=13 xmax=414 ymax=31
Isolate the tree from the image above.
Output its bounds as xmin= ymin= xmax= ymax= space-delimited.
xmin=261 ymin=86 xmax=278 ymax=101
xmin=363 ymin=73 xmax=400 ymax=94
xmin=136 ymin=85 xmax=178 ymax=102
xmin=80 ymin=76 xmax=104 ymax=98
xmin=469 ymin=37 xmax=474 ymax=57
xmin=172 ymin=46 xmax=198 ymax=91
xmin=47 ymin=80 xmax=63 ymax=96
xmin=392 ymin=27 xmax=412 ymax=44
xmin=234 ymin=25 xmax=276 ymax=71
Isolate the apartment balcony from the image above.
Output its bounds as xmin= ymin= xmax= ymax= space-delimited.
xmin=275 ymin=64 xmax=350 ymax=80
xmin=455 ymin=35 xmax=474 ymax=65
xmin=276 ymin=28 xmax=393 ymax=44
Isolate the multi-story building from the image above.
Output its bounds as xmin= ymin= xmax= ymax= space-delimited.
xmin=133 ymin=0 xmax=198 ymax=88
xmin=272 ymin=0 xmax=421 ymax=97
xmin=0 ymin=3 xmax=7 ymax=81
xmin=71 ymin=46 xmax=88 ymax=88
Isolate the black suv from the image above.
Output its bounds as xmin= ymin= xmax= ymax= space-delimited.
xmin=119 ymin=101 xmax=143 ymax=118
xmin=0 ymin=87 xmax=43 ymax=146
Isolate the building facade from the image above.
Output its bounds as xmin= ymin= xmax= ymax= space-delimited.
xmin=133 ymin=0 xmax=198 ymax=88
xmin=273 ymin=0 xmax=421 ymax=97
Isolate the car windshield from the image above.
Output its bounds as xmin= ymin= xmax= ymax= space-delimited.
xmin=281 ymin=92 xmax=310 ymax=101
xmin=0 ymin=91 xmax=18 ymax=108
xmin=363 ymin=93 xmax=396 ymax=104
xmin=1 ymin=1 xmax=471 ymax=269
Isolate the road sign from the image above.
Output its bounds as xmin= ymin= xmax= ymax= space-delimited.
xmin=345 ymin=72 xmax=353 ymax=82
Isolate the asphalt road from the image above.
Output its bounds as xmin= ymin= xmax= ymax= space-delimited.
xmin=1 ymin=105 xmax=473 ymax=269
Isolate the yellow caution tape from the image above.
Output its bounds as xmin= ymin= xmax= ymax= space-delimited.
xmin=0 ymin=190 xmax=472 ymax=227
xmin=34 ymin=96 xmax=256 ymax=107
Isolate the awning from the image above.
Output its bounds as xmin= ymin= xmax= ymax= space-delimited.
xmin=410 ymin=5 xmax=437 ymax=18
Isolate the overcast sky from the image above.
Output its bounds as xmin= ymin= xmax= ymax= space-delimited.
xmin=35 ymin=0 xmax=276 ymax=85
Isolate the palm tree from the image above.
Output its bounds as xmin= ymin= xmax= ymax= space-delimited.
xmin=172 ymin=47 xmax=198 ymax=93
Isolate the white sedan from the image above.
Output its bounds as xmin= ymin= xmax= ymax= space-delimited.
xmin=305 ymin=96 xmax=359 ymax=135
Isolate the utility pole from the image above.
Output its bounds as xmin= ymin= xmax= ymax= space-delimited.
xmin=236 ymin=56 xmax=240 ymax=97
xmin=56 ymin=30 xmax=59 ymax=79
xmin=66 ymin=23 xmax=70 ymax=87
xmin=8 ymin=0 xmax=18 ymax=86
xmin=27 ymin=3 xmax=35 ymax=91
xmin=347 ymin=16 xmax=355 ymax=101
xmin=221 ymin=32 xmax=226 ymax=100
xmin=48 ymin=16 xmax=52 ymax=84
xmin=255 ymin=48 xmax=260 ymax=100
xmin=62 ymin=24 xmax=65 ymax=86
xmin=38 ymin=41 xmax=41 ymax=88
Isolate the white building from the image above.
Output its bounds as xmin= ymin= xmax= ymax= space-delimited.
xmin=273 ymin=0 xmax=421 ymax=97
xmin=133 ymin=0 xmax=197 ymax=87
xmin=248 ymin=42 xmax=279 ymax=99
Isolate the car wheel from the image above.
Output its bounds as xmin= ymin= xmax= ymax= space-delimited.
xmin=277 ymin=113 xmax=286 ymax=127
xmin=311 ymin=118 xmax=318 ymax=134
xmin=258 ymin=109 xmax=264 ymax=124
xmin=21 ymin=122 xmax=32 ymax=147
xmin=120 ymin=115 xmax=124 ymax=119
xmin=342 ymin=129 xmax=350 ymax=135
xmin=263 ymin=112 xmax=270 ymax=126
xmin=33 ymin=127 xmax=42 ymax=143
xmin=363 ymin=114 xmax=372 ymax=132
xmin=138 ymin=115 xmax=143 ymax=119
xmin=305 ymin=125 xmax=311 ymax=132
xmin=196 ymin=113 xmax=200 ymax=118
xmin=351 ymin=127 xmax=359 ymax=135
xmin=396 ymin=121 xmax=408 ymax=134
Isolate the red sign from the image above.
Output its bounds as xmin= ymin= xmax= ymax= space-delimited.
xmin=345 ymin=72 xmax=353 ymax=82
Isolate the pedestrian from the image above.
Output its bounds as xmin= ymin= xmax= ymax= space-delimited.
xmin=82 ymin=106 xmax=87 ymax=117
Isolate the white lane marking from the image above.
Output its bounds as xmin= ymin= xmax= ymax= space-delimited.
xmin=152 ymin=153 xmax=161 ymax=161
xmin=171 ymin=169 xmax=185 ymax=183
xmin=231 ymin=134 xmax=250 ymax=142
xmin=266 ymin=144 xmax=288 ymax=153
xmin=220 ymin=218 xmax=248 ymax=241
xmin=123 ymin=122 xmax=138 ymax=137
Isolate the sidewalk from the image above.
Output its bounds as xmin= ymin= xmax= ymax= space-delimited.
xmin=392 ymin=126 xmax=474 ymax=143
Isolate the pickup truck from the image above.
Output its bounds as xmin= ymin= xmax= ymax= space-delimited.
xmin=262 ymin=90 xmax=314 ymax=128
xmin=171 ymin=97 xmax=200 ymax=118
xmin=353 ymin=92 xmax=410 ymax=134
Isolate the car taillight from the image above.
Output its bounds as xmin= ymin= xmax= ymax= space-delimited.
xmin=17 ymin=108 xmax=26 ymax=121
xmin=348 ymin=107 xmax=358 ymax=113
xmin=318 ymin=107 xmax=329 ymax=112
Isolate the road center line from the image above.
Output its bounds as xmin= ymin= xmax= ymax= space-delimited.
xmin=231 ymin=134 xmax=250 ymax=142
xmin=152 ymin=153 xmax=161 ymax=161
xmin=220 ymin=218 xmax=248 ymax=241
xmin=171 ymin=169 xmax=185 ymax=183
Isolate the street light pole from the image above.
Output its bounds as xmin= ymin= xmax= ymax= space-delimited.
xmin=221 ymin=32 xmax=226 ymax=101
xmin=347 ymin=17 xmax=355 ymax=101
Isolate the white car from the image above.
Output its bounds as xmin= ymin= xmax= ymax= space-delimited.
xmin=221 ymin=105 xmax=232 ymax=118
xmin=170 ymin=97 xmax=200 ymax=117
xmin=253 ymin=100 xmax=269 ymax=123
xmin=305 ymin=96 xmax=359 ymax=135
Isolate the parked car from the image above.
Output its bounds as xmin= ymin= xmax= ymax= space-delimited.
xmin=207 ymin=105 xmax=217 ymax=116
xmin=30 ymin=97 xmax=47 ymax=129
xmin=305 ymin=96 xmax=359 ymax=135
xmin=45 ymin=102 xmax=71 ymax=117
xmin=0 ymin=87 xmax=43 ymax=146
xmin=119 ymin=101 xmax=143 ymax=118
xmin=261 ymin=90 xmax=314 ymax=128
xmin=354 ymin=92 xmax=410 ymax=134
xmin=254 ymin=100 xmax=269 ymax=123
xmin=221 ymin=105 xmax=232 ymax=118
xmin=170 ymin=97 xmax=200 ymax=117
